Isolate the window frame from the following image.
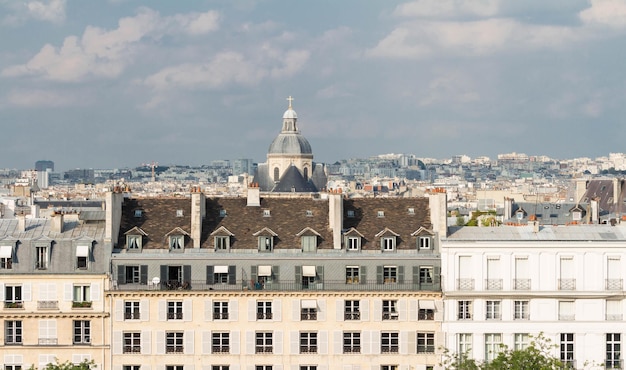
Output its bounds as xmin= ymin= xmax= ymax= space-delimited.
xmin=214 ymin=236 xmax=230 ymax=251
xmin=383 ymin=266 xmax=397 ymax=284
xmin=166 ymin=331 xmax=184 ymax=353
xmin=212 ymin=331 xmax=230 ymax=354
xmin=381 ymin=331 xmax=399 ymax=354
xmin=255 ymin=331 xmax=273 ymax=354
xmin=73 ymin=320 xmax=91 ymax=345
xmin=382 ymin=300 xmax=398 ymax=320
xmin=258 ymin=236 xmax=273 ymax=252
xmin=167 ymin=301 xmax=183 ymax=320
xmin=301 ymin=235 xmax=317 ymax=253
xmin=345 ymin=300 xmax=360 ymax=320
xmin=514 ymin=300 xmax=529 ymax=320
xmin=256 ymin=301 xmax=273 ymax=320
xmin=417 ymin=332 xmax=435 ymax=353
xmin=5 ymin=320 xmax=22 ymax=345
xmin=169 ymin=235 xmax=184 ymax=251
xmin=73 ymin=285 xmax=91 ymax=303
xmin=418 ymin=236 xmax=431 ymax=250
xmin=346 ymin=266 xmax=360 ymax=284
xmin=127 ymin=235 xmax=142 ymax=251
xmin=123 ymin=331 xmax=141 ymax=353
xmin=213 ymin=301 xmax=229 ymax=320
xmin=343 ymin=331 xmax=361 ymax=354
xmin=299 ymin=332 xmax=318 ymax=354
xmin=381 ymin=237 xmax=395 ymax=251
xmin=35 ymin=245 xmax=49 ymax=270
xmin=346 ymin=236 xmax=360 ymax=251
xmin=485 ymin=300 xmax=501 ymax=320
xmin=458 ymin=300 xmax=472 ymax=320
xmin=124 ymin=301 xmax=140 ymax=320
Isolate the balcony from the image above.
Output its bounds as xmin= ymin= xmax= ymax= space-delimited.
xmin=513 ymin=279 xmax=531 ymax=290
xmin=382 ymin=311 xmax=398 ymax=320
xmin=167 ymin=312 xmax=183 ymax=320
xmin=38 ymin=338 xmax=58 ymax=345
xmin=4 ymin=301 xmax=23 ymax=309
xmin=343 ymin=346 xmax=360 ymax=353
xmin=72 ymin=301 xmax=92 ymax=308
xmin=166 ymin=346 xmax=184 ymax=354
xmin=457 ymin=278 xmax=474 ymax=291
xmin=607 ymin=314 xmax=623 ymax=321
xmin=558 ymin=279 xmax=576 ymax=290
xmin=301 ymin=312 xmax=317 ymax=320
xmin=344 ymin=312 xmax=360 ymax=320
xmin=123 ymin=346 xmax=141 ymax=354
xmin=211 ymin=346 xmax=229 ymax=354
xmin=124 ymin=312 xmax=140 ymax=320
xmin=381 ymin=346 xmax=399 ymax=354
xmin=255 ymin=347 xmax=273 ymax=354
xmin=300 ymin=346 xmax=317 ymax=354
xmin=606 ymin=279 xmax=623 ymax=290
xmin=485 ymin=279 xmax=502 ymax=290
xmin=606 ymin=359 xmax=623 ymax=369
xmin=38 ymin=300 xmax=59 ymax=310
xmin=213 ymin=312 xmax=229 ymax=320
xmin=256 ymin=312 xmax=273 ymax=320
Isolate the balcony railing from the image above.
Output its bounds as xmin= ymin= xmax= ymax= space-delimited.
xmin=301 ymin=312 xmax=317 ymax=320
xmin=166 ymin=346 xmax=184 ymax=354
xmin=606 ymin=279 xmax=623 ymax=290
xmin=300 ymin=346 xmax=317 ymax=354
xmin=606 ymin=359 xmax=623 ymax=369
xmin=213 ymin=312 xmax=229 ymax=320
xmin=343 ymin=346 xmax=360 ymax=353
xmin=167 ymin=312 xmax=183 ymax=320
xmin=4 ymin=301 xmax=24 ymax=309
xmin=457 ymin=278 xmax=474 ymax=291
xmin=381 ymin=346 xmax=399 ymax=354
xmin=38 ymin=300 xmax=58 ymax=309
xmin=124 ymin=312 xmax=140 ymax=320
xmin=485 ymin=279 xmax=502 ymax=290
xmin=255 ymin=347 xmax=273 ymax=354
xmin=607 ymin=314 xmax=623 ymax=321
xmin=112 ymin=279 xmax=441 ymax=292
xmin=558 ymin=279 xmax=576 ymax=290
xmin=123 ymin=346 xmax=141 ymax=354
xmin=513 ymin=279 xmax=531 ymax=290
xmin=344 ymin=312 xmax=360 ymax=320
xmin=211 ymin=346 xmax=229 ymax=354
xmin=382 ymin=311 xmax=399 ymax=320
xmin=38 ymin=338 xmax=58 ymax=345
xmin=256 ymin=312 xmax=273 ymax=320
xmin=72 ymin=301 xmax=92 ymax=308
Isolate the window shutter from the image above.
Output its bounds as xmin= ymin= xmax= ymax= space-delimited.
xmin=336 ymin=300 xmax=344 ymax=321
xmin=274 ymin=330 xmax=283 ymax=355
xmin=183 ymin=299 xmax=192 ymax=322
xmin=360 ymin=266 xmax=367 ymax=284
xmin=184 ymin=330 xmax=194 ymax=354
xmin=23 ymin=283 xmax=32 ymax=301
xmin=273 ymin=299 xmax=282 ymax=321
xmin=64 ymin=283 xmax=73 ymax=301
xmin=319 ymin=330 xmax=328 ymax=354
xmin=409 ymin=300 xmax=418 ymax=321
xmin=361 ymin=299 xmax=370 ymax=321
xmin=434 ymin=300 xmax=443 ymax=321
xmin=434 ymin=265 xmax=441 ymax=284
xmin=487 ymin=257 xmax=501 ymax=280
xmin=231 ymin=330 xmax=240 ymax=355
xmin=156 ymin=331 xmax=165 ymax=355
xmin=317 ymin=265 xmax=324 ymax=283
xmin=228 ymin=265 xmax=236 ymax=285
xmin=293 ymin=300 xmax=301 ymax=322
xmin=141 ymin=330 xmax=151 ymax=354
xmin=140 ymin=265 xmax=148 ymax=284
xmin=272 ymin=265 xmax=280 ymax=282
xmin=251 ymin=265 xmax=258 ymax=282
xmin=117 ymin=265 xmax=126 ymax=285
xmin=183 ymin=265 xmax=191 ymax=283
xmin=560 ymin=257 xmax=575 ymax=279
xmin=333 ymin=331 xmax=342 ymax=354
xmin=112 ymin=331 xmax=122 ymax=354
xmin=91 ymin=282 xmax=100 ymax=301
xmin=412 ymin=266 xmax=419 ymax=286
xmin=204 ymin=299 xmax=212 ymax=321
xmin=398 ymin=266 xmax=405 ymax=284
xmin=290 ymin=331 xmax=299 ymax=354
xmin=398 ymin=299 xmax=407 ymax=321
xmin=318 ymin=299 xmax=327 ymax=321
xmin=295 ymin=266 xmax=302 ymax=288
xmin=0 ymin=283 xmax=3 ymax=301
xmin=459 ymin=256 xmax=471 ymax=278
xmin=248 ymin=300 xmax=256 ymax=321
xmin=114 ymin=300 xmax=123 ymax=321
xmin=608 ymin=257 xmax=620 ymax=279
xmin=371 ymin=331 xmax=381 ymax=355
xmin=158 ymin=300 xmax=166 ymax=321
xmin=400 ymin=331 xmax=409 ymax=354
xmin=38 ymin=283 xmax=48 ymax=300
xmin=206 ymin=266 xmax=214 ymax=285
xmin=246 ymin=331 xmax=254 ymax=355
xmin=230 ymin=300 xmax=238 ymax=321
xmin=140 ymin=299 xmax=149 ymax=322
xmin=202 ymin=331 xmax=211 ymax=354
xmin=362 ymin=331 xmax=371 ymax=354
xmin=376 ymin=266 xmax=383 ymax=284
xmin=373 ymin=299 xmax=382 ymax=322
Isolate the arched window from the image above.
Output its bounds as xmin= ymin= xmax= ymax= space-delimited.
xmin=304 ymin=167 xmax=308 ymax=181
xmin=273 ymin=167 xmax=280 ymax=182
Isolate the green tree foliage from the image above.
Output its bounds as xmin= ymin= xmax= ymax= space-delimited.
xmin=441 ymin=333 xmax=570 ymax=370
xmin=29 ymin=359 xmax=95 ymax=370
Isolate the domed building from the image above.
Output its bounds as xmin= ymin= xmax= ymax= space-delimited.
xmin=253 ymin=97 xmax=327 ymax=192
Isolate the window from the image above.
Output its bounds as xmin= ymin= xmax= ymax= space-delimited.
xmin=305 ymin=210 xmax=313 ymax=217
xmin=4 ymin=366 xmax=22 ymax=370
xmin=167 ymin=301 xmax=183 ymax=320
xmin=5 ymin=320 xmax=22 ymax=344
xmin=419 ymin=267 xmax=434 ymax=284
xmin=560 ymin=333 xmax=574 ymax=366
xmin=514 ymin=256 xmax=530 ymax=290
xmin=345 ymin=300 xmax=360 ymax=320
xmin=301 ymin=236 xmax=317 ymax=252
xmin=301 ymin=306 xmax=317 ymax=321
xmin=607 ymin=333 xmax=621 ymax=369
xmin=417 ymin=332 xmax=435 ymax=353
xmin=377 ymin=211 xmax=385 ymax=217
xmin=257 ymin=301 xmax=272 ymax=320
xmin=73 ymin=285 xmax=91 ymax=303
xmin=263 ymin=209 xmax=271 ymax=217
xmin=418 ymin=236 xmax=431 ymax=249
xmin=255 ymin=332 xmax=272 ymax=354
xmin=127 ymin=235 xmax=141 ymax=250
xmin=166 ymin=332 xmax=184 ymax=353
xmin=125 ymin=266 xmax=140 ymax=284
xmin=381 ymin=237 xmax=395 ymax=251
xmin=300 ymin=367 xmax=317 ymax=370
xmin=514 ymin=333 xmax=529 ymax=351
xmin=382 ymin=300 xmax=398 ymax=320
xmin=381 ymin=332 xmax=399 ymax=353
xmin=346 ymin=237 xmax=360 ymax=251
xmin=214 ymin=266 xmax=229 ymax=284
xmin=514 ymin=300 xmax=529 ymax=320
xmin=343 ymin=332 xmax=360 ymax=353
xmin=383 ymin=266 xmax=397 ymax=283
xmin=73 ymin=320 xmax=90 ymax=344
xmin=176 ymin=209 xmax=183 ymax=217
xmin=559 ymin=301 xmax=575 ymax=321
xmin=169 ymin=235 xmax=184 ymax=250
xmin=213 ymin=301 xmax=229 ymax=320
xmin=419 ymin=307 xmax=434 ymax=320
xmin=256 ymin=367 xmax=272 ymax=370
xmin=458 ymin=300 xmax=472 ymax=320
xmin=77 ymin=256 xmax=88 ymax=269
xmin=212 ymin=367 xmax=228 ymax=370
xmin=212 ymin=332 xmax=229 ymax=353
xmin=134 ymin=210 xmax=142 ymax=218
xmin=559 ymin=257 xmax=576 ymax=290
xmin=607 ymin=300 xmax=623 ymax=321
xmin=124 ymin=332 xmax=141 ymax=353
xmin=346 ymin=266 xmax=360 ymax=284
xmin=125 ymin=301 xmax=140 ymax=320
xmin=300 ymin=332 xmax=318 ymax=353
xmin=36 ymin=245 xmax=48 ymax=269
xmin=0 ymin=246 xmax=12 ymax=269
xmin=214 ymin=236 xmax=229 ymax=251
xmin=458 ymin=333 xmax=472 ymax=355
xmin=76 ymin=245 xmax=89 ymax=270
xmin=4 ymin=285 xmax=23 ymax=308
xmin=484 ymin=333 xmax=502 ymax=361
xmin=485 ymin=301 xmax=501 ymax=320
xmin=347 ymin=210 xmax=355 ymax=218
xmin=408 ymin=207 xmax=415 ymax=215
xmin=258 ymin=236 xmax=273 ymax=252
xmin=123 ymin=366 xmax=140 ymax=370
xmin=381 ymin=367 xmax=397 ymax=370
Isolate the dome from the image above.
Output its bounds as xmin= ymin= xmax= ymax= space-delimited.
xmin=268 ymin=133 xmax=312 ymax=155
xmin=283 ymin=108 xmax=298 ymax=119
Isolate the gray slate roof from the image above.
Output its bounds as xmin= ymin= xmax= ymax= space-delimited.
xmin=447 ymin=224 xmax=626 ymax=241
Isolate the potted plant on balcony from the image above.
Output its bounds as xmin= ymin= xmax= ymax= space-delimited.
xmin=72 ymin=301 xmax=92 ymax=308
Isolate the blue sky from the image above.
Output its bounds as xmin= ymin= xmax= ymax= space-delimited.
xmin=1 ymin=0 xmax=626 ymax=171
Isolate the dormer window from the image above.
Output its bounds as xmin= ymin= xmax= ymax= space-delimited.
xmin=381 ymin=237 xmax=395 ymax=251
xmin=306 ymin=210 xmax=313 ymax=217
xmin=301 ymin=235 xmax=317 ymax=253
xmin=347 ymin=210 xmax=355 ymax=218
xmin=408 ymin=208 xmax=415 ymax=215
xmin=176 ymin=209 xmax=184 ymax=217
xmin=169 ymin=235 xmax=184 ymax=250
xmin=377 ymin=211 xmax=385 ymax=218
xmin=0 ymin=245 xmax=13 ymax=270
xmin=134 ymin=210 xmax=142 ymax=218
xmin=346 ymin=237 xmax=360 ymax=251
xmin=418 ymin=236 xmax=431 ymax=250
xmin=258 ymin=236 xmax=273 ymax=252
xmin=127 ymin=235 xmax=142 ymax=250
xmin=76 ymin=245 xmax=90 ymax=270
xmin=572 ymin=211 xmax=582 ymax=221
xmin=219 ymin=209 xmax=227 ymax=217
xmin=263 ymin=209 xmax=271 ymax=217
xmin=215 ymin=236 xmax=230 ymax=251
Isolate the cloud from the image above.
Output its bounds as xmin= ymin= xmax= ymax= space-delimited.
xmin=1 ymin=0 xmax=66 ymax=24
xmin=394 ymin=0 xmax=500 ymax=18
xmin=1 ymin=7 xmax=220 ymax=82
xmin=579 ymin=0 xmax=626 ymax=29
xmin=5 ymin=88 xmax=82 ymax=107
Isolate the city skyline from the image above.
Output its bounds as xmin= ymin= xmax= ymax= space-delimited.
xmin=1 ymin=0 xmax=626 ymax=171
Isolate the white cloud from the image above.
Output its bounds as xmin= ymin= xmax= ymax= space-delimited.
xmin=5 ymin=88 xmax=81 ymax=107
xmin=26 ymin=0 xmax=66 ymax=23
xmin=394 ymin=0 xmax=500 ymax=18
xmin=579 ymin=0 xmax=626 ymax=29
xmin=1 ymin=7 xmax=220 ymax=82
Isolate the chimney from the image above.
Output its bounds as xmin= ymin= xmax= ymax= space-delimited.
xmin=503 ymin=197 xmax=513 ymax=220
xmin=591 ymin=197 xmax=599 ymax=224
xmin=51 ymin=212 xmax=64 ymax=233
xmin=427 ymin=189 xmax=448 ymax=240
xmin=531 ymin=220 xmax=540 ymax=233
xmin=17 ymin=213 xmax=26 ymax=232
xmin=191 ymin=187 xmax=205 ymax=249
xmin=105 ymin=190 xmax=124 ymax=246
xmin=247 ymin=183 xmax=260 ymax=207
xmin=328 ymin=189 xmax=343 ymax=250
xmin=30 ymin=204 xmax=40 ymax=218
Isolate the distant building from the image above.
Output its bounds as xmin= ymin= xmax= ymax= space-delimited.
xmin=65 ymin=169 xmax=95 ymax=183
xmin=232 ymin=158 xmax=255 ymax=176
xmin=35 ymin=160 xmax=54 ymax=172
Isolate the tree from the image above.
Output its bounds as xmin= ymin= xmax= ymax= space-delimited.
xmin=28 ymin=359 xmax=95 ymax=370
xmin=441 ymin=333 xmax=570 ymax=370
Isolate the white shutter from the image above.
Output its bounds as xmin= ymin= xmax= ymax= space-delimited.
xmin=336 ymin=300 xmax=344 ymax=321
xmin=248 ymin=300 xmax=256 ymax=321
xmin=91 ymin=282 xmax=100 ymax=301
xmin=158 ymin=300 xmax=166 ymax=321
xmin=293 ymin=300 xmax=301 ymax=322
xmin=64 ymin=283 xmax=73 ymax=301
xmin=290 ymin=331 xmax=299 ymax=354
xmin=184 ymin=330 xmax=194 ymax=354
xmin=112 ymin=331 xmax=122 ymax=354
xmin=334 ymin=331 xmax=342 ymax=354
xmin=183 ymin=299 xmax=192 ymax=322
xmin=434 ymin=300 xmax=444 ymax=321
xmin=23 ymin=283 xmax=32 ymax=301
xmin=48 ymin=283 xmax=57 ymax=300
xmin=0 ymin=283 xmax=4 ymax=301
xmin=143 ymin=366 xmax=151 ymax=370
xmin=39 ymin=355 xmax=56 ymax=368
xmin=231 ymin=330 xmax=240 ymax=355
xmin=400 ymin=331 xmax=409 ymax=355
xmin=409 ymin=300 xmax=418 ymax=321
xmin=230 ymin=300 xmax=238 ymax=321
xmin=560 ymin=257 xmax=575 ymax=279
xmin=373 ymin=299 xmax=382 ymax=322
xmin=515 ymin=257 xmax=529 ymax=279
xmin=246 ymin=330 xmax=254 ymax=354
xmin=202 ymin=331 xmax=211 ymax=354
xmin=141 ymin=299 xmax=150 ymax=321
xmin=204 ymin=299 xmax=212 ymax=321
xmin=319 ymin=330 xmax=328 ymax=354
xmin=371 ymin=331 xmax=381 ymax=355
xmin=156 ymin=331 xmax=165 ymax=354
xmin=274 ymin=330 xmax=283 ymax=355
xmin=273 ymin=299 xmax=282 ymax=321
xmin=115 ymin=300 xmax=124 ymax=321
xmin=318 ymin=299 xmax=327 ymax=321
xmin=186 ymin=366 xmax=194 ymax=370
xmin=361 ymin=299 xmax=370 ymax=321
xmin=362 ymin=331 xmax=371 ymax=354
xmin=607 ymin=300 xmax=621 ymax=316
xmin=141 ymin=330 xmax=151 ymax=354
xmin=487 ymin=257 xmax=501 ymax=280
xmin=398 ymin=299 xmax=407 ymax=321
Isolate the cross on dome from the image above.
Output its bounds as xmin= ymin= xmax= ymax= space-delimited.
xmin=286 ymin=95 xmax=294 ymax=109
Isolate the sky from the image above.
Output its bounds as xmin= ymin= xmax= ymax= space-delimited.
xmin=1 ymin=0 xmax=626 ymax=172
